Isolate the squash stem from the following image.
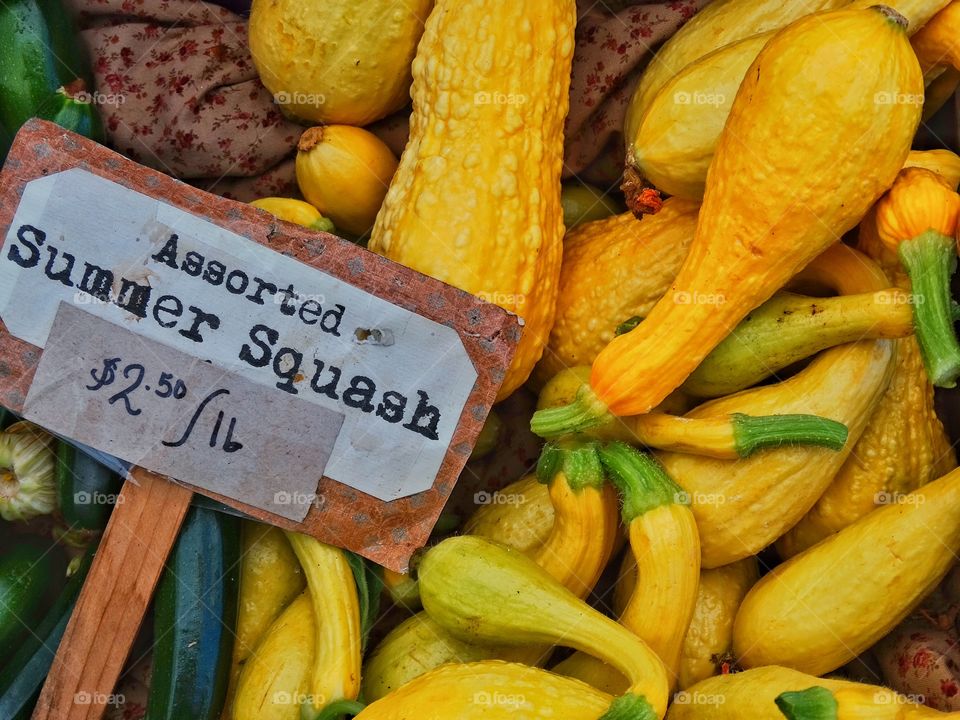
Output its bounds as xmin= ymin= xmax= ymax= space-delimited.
xmin=530 ymin=385 xmax=612 ymax=438
xmin=775 ymin=687 xmax=838 ymax=720
xmin=731 ymin=413 xmax=849 ymax=456
xmin=599 ymin=693 xmax=658 ymax=720
xmin=304 ymin=699 xmax=366 ymax=720
xmin=598 ymin=442 xmax=685 ymax=523
xmin=898 ymin=230 xmax=960 ymax=387
xmin=536 ymin=438 xmax=605 ymax=490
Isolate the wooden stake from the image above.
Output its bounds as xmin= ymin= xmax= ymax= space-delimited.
xmin=32 ymin=468 xmax=193 ymax=720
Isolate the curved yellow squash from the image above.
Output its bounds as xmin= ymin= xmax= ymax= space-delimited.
xmin=733 ymin=466 xmax=960 ymax=676
xmin=628 ymin=0 xmax=949 ymax=201
xmin=355 ymin=662 xmax=612 ymax=720
xmin=624 ymin=0 xmax=847 ymax=143
xmin=656 ymin=244 xmax=896 ymax=568
xmin=535 ymin=200 xmax=698 ymax=384
xmin=249 ymin=0 xmax=433 ymax=125
xmin=595 ymin=6 xmax=921 ymax=416
xmin=369 ymin=0 xmax=576 ymax=400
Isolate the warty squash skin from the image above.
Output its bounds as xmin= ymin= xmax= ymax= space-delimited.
xmin=355 ymin=661 xmax=614 ymax=720
xmin=677 ymin=558 xmax=758 ymax=691
xmin=628 ymin=0 xmax=948 ymax=203
xmin=248 ymin=0 xmax=432 ymax=125
xmin=905 ymin=148 xmax=960 ymax=188
xmin=369 ymin=0 xmax=576 ymax=400
xmin=733 ymin=465 xmax=960 ymax=676
xmin=462 ymin=474 xmax=554 ymax=554
xmin=592 ymin=7 xmax=922 ymax=417
xmin=655 ymin=244 xmax=896 ymax=568
xmin=623 ymin=0 xmax=847 ymax=144
xmin=535 ymin=200 xmax=698 ymax=385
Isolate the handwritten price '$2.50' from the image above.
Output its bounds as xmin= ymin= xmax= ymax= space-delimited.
xmin=86 ymin=357 xmax=243 ymax=453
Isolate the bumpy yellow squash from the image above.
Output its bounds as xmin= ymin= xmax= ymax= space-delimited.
xmin=539 ymin=7 xmax=920 ymax=425
xmin=624 ymin=0 xmax=847 ymax=142
xmin=535 ymin=200 xmax=698 ymax=385
xmin=913 ymin=1 xmax=960 ymax=74
xmin=734 ymin=465 xmax=960 ymax=675
xmin=628 ymin=0 xmax=948 ymax=202
xmin=777 ymin=684 xmax=960 ymax=719
xmin=462 ymin=474 xmax=554 ymax=554
xmin=249 ymin=0 xmax=433 ymax=125
xmin=656 ymin=244 xmax=895 ymax=568
xmin=678 ymin=558 xmax=758 ymax=691
xmin=369 ymin=0 xmax=576 ymax=400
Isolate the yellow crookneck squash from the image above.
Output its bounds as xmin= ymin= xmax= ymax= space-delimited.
xmin=777 ymin=684 xmax=960 ymax=719
xmin=533 ymin=6 xmax=921 ymax=430
xmin=655 ymin=244 xmax=897 ymax=568
xmin=626 ymin=0 xmax=948 ymax=202
xmin=418 ymin=535 xmax=670 ymax=718
xmin=355 ymin=662 xmax=617 ymax=720
xmin=462 ymin=474 xmax=554 ymax=553
xmin=733 ymin=465 xmax=960 ymax=676
xmin=369 ymin=0 xmax=576 ymax=400
xmin=222 ymin=522 xmax=304 ymax=718
xmin=283 ymin=533 xmax=362 ymax=718
xmin=913 ymin=1 xmax=960 ymax=75
xmin=535 ymin=199 xmax=698 ymax=385
xmin=553 ymin=444 xmax=700 ymax=693
xmin=664 ymin=666 xmax=941 ymax=720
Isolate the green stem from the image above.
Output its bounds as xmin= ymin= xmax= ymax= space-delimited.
xmin=598 ymin=693 xmax=658 ymax=720
xmin=731 ymin=414 xmax=849 ymax=457
xmin=530 ymin=385 xmax=612 ymax=438
xmin=536 ymin=438 xmax=605 ymax=490
xmin=598 ymin=442 xmax=685 ymax=523
xmin=775 ymin=687 xmax=838 ymax=720
xmin=898 ymin=230 xmax=960 ymax=388
xmin=303 ymin=699 xmax=366 ymax=720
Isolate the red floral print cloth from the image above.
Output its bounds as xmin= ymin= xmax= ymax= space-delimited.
xmin=66 ymin=0 xmax=707 ymax=201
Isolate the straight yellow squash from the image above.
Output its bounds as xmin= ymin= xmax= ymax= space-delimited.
xmin=733 ymin=465 xmax=960 ymax=676
xmin=369 ymin=0 xmax=576 ymax=400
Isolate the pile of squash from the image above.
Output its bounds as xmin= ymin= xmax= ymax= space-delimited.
xmin=229 ymin=0 xmax=960 ymax=718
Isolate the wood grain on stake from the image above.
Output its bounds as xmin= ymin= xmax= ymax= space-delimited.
xmin=32 ymin=468 xmax=192 ymax=720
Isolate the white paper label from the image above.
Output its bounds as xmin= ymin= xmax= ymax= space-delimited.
xmin=0 ymin=169 xmax=479 ymax=500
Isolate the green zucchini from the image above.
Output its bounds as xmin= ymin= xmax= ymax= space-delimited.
xmin=56 ymin=443 xmax=122 ymax=531
xmin=0 ymin=543 xmax=96 ymax=720
xmin=146 ymin=507 xmax=240 ymax=720
xmin=0 ymin=541 xmax=64 ymax=657
xmin=0 ymin=0 xmax=103 ymax=160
